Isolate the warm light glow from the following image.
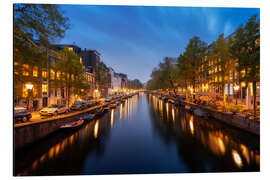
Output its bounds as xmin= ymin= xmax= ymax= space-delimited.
xmin=234 ymin=85 xmax=240 ymax=91
xmin=172 ymin=108 xmax=175 ymax=122
xmin=94 ymin=120 xmax=99 ymax=139
xmin=240 ymin=144 xmax=250 ymax=165
xmin=232 ymin=150 xmax=242 ymax=168
xmin=189 ymin=116 xmax=194 ymax=135
xmin=111 ymin=110 xmax=114 ymax=127
xmin=25 ymin=83 xmax=33 ymax=90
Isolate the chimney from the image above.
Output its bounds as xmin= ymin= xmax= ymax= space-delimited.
xmin=84 ymin=48 xmax=86 ymax=52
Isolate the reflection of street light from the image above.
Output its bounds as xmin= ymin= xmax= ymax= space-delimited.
xmin=234 ymin=85 xmax=240 ymax=105
xmin=25 ymin=83 xmax=33 ymax=111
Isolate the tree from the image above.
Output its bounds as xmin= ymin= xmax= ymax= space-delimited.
xmin=177 ymin=54 xmax=190 ymax=98
xmin=94 ymin=60 xmax=111 ymax=96
xmin=129 ymin=79 xmax=143 ymax=89
xmin=178 ymin=36 xmax=208 ymax=101
xmin=210 ymin=33 xmax=234 ymax=108
xmin=231 ymin=14 xmax=260 ymax=117
xmin=14 ymin=4 xmax=69 ymax=101
xmin=146 ymin=57 xmax=178 ymax=95
xmin=56 ymin=48 xmax=89 ymax=106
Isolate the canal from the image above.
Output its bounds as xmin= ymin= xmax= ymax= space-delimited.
xmin=15 ymin=93 xmax=260 ymax=175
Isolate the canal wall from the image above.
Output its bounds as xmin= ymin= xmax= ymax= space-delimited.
xmin=14 ymin=96 xmax=135 ymax=150
xmin=147 ymin=92 xmax=260 ymax=136
xmin=179 ymin=101 xmax=260 ymax=136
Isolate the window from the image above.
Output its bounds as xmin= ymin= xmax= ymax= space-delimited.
xmin=22 ymin=64 xmax=29 ymax=76
xmin=42 ymin=84 xmax=48 ymax=93
xmin=14 ymin=61 xmax=19 ymax=75
xmin=33 ymin=66 xmax=38 ymax=77
xmin=56 ymin=71 xmax=61 ymax=80
xmin=61 ymin=72 xmax=65 ymax=80
xmin=42 ymin=70 xmax=47 ymax=78
xmin=50 ymin=69 xmax=55 ymax=79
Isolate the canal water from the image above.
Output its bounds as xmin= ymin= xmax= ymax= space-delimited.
xmin=15 ymin=93 xmax=260 ymax=176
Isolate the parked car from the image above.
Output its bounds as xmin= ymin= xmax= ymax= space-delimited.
xmin=105 ymin=97 xmax=112 ymax=102
xmin=86 ymin=100 xmax=99 ymax=107
xmin=14 ymin=107 xmax=32 ymax=123
xmin=177 ymin=95 xmax=186 ymax=100
xmin=70 ymin=102 xmax=86 ymax=111
xmin=40 ymin=104 xmax=69 ymax=116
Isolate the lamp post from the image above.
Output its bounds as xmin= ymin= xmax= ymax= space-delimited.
xmin=234 ymin=85 xmax=240 ymax=105
xmin=95 ymin=89 xmax=99 ymax=99
xmin=25 ymin=83 xmax=33 ymax=111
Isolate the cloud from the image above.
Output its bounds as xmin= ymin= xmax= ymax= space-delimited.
xmin=224 ymin=21 xmax=233 ymax=36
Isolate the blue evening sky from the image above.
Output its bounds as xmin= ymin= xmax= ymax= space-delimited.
xmin=58 ymin=5 xmax=259 ymax=83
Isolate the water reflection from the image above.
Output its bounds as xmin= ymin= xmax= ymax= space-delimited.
xmin=94 ymin=120 xmax=99 ymax=139
xmin=147 ymin=94 xmax=260 ymax=172
xmin=232 ymin=150 xmax=242 ymax=168
xmin=15 ymin=93 xmax=259 ymax=176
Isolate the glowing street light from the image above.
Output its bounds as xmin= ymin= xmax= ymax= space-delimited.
xmin=25 ymin=83 xmax=33 ymax=111
xmin=25 ymin=83 xmax=33 ymax=90
xmin=234 ymin=85 xmax=240 ymax=105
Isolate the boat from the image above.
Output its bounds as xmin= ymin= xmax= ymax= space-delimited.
xmin=104 ymin=106 xmax=111 ymax=111
xmin=185 ymin=105 xmax=192 ymax=111
xmin=109 ymin=103 xmax=117 ymax=109
xmin=95 ymin=107 xmax=105 ymax=116
xmin=60 ymin=119 xmax=84 ymax=131
xmin=194 ymin=108 xmax=208 ymax=118
xmin=80 ymin=114 xmax=95 ymax=121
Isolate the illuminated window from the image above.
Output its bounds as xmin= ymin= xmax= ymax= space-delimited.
xmin=33 ymin=66 xmax=38 ymax=77
xmin=50 ymin=69 xmax=55 ymax=79
xmin=22 ymin=64 xmax=29 ymax=76
xmin=71 ymin=74 xmax=74 ymax=80
xmin=14 ymin=61 xmax=19 ymax=75
xmin=80 ymin=57 xmax=82 ymax=64
xmin=42 ymin=70 xmax=47 ymax=78
xmin=61 ymin=72 xmax=65 ymax=80
xmin=22 ymin=86 xmax=28 ymax=98
xmin=56 ymin=71 xmax=61 ymax=80
xmin=42 ymin=84 xmax=48 ymax=93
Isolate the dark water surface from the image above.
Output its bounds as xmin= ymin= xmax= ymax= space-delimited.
xmin=15 ymin=93 xmax=260 ymax=175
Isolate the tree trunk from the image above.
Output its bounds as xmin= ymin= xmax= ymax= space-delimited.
xmin=223 ymin=83 xmax=227 ymax=109
xmin=169 ymin=79 xmax=177 ymax=97
xmin=253 ymin=81 xmax=257 ymax=118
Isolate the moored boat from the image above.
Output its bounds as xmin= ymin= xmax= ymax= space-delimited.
xmin=80 ymin=114 xmax=95 ymax=121
xmin=95 ymin=107 xmax=105 ymax=116
xmin=60 ymin=119 xmax=84 ymax=131
xmin=194 ymin=108 xmax=208 ymax=118
xmin=185 ymin=105 xmax=192 ymax=111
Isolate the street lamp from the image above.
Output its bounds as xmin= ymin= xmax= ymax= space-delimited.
xmin=234 ymin=85 xmax=240 ymax=105
xmin=95 ymin=89 xmax=99 ymax=99
xmin=25 ymin=83 xmax=33 ymax=111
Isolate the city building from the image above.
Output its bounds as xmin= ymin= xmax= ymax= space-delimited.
xmin=108 ymin=67 xmax=122 ymax=95
xmin=79 ymin=49 xmax=100 ymax=73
